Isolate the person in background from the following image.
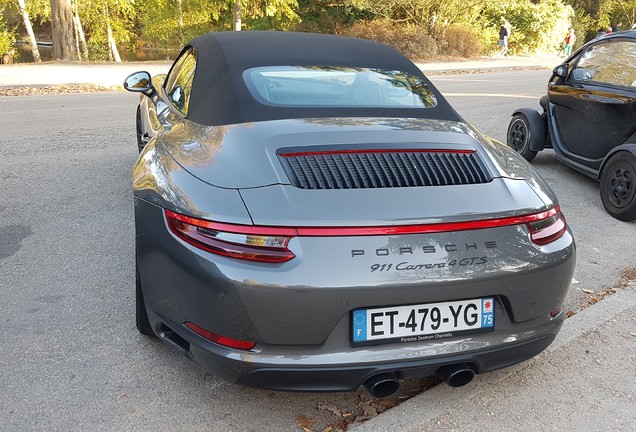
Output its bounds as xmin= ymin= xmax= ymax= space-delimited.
xmin=561 ymin=29 xmax=576 ymax=57
xmin=498 ymin=19 xmax=511 ymax=56
xmin=612 ymin=22 xmax=623 ymax=32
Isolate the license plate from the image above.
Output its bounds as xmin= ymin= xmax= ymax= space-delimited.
xmin=352 ymin=298 xmax=494 ymax=346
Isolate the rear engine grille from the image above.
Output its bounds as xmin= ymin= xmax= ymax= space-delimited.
xmin=279 ymin=151 xmax=492 ymax=190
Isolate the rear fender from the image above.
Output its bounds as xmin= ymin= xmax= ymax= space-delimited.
xmin=512 ymin=108 xmax=547 ymax=152
xmin=598 ymin=144 xmax=636 ymax=180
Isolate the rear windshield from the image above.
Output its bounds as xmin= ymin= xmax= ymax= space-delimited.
xmin=243 ymin=66 xmax=437 ymax=108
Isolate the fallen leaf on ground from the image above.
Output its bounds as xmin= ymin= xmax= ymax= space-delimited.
xmin=359 ymin=401 xmax=378 ymax=418
xmin=317 ymin=402 xmax=342 ymax=417
xmin=296 ymin=414 xmax=315 ymax=430
xmin=0 ymin=84 xmax=122 ymax=96
xmin=565 ymin=310 xmax=576 ymax=318
xmin=581 ymin=288 xmax=595 ymax=294
xmin=571 ymin=278 xmax=580 ymax=284
xmin=373 ymin=399 xmax=399 ymax=410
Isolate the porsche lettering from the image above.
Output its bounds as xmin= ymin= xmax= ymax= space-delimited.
xmin=351 ymin=242 xmax=497 ymax=258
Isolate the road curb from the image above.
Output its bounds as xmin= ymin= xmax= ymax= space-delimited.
xmin=352 ymin=284 xmax=636 ymax=431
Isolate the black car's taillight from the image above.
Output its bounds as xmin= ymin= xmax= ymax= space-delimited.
xmin=165 ymin=210 xmax=296 ymax=263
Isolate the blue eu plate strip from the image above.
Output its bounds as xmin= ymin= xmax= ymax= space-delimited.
xmin=352 ymin=310 xmax=367 ymax=342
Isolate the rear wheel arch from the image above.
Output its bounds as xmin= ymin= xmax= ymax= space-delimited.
xmin=507 ymin=109 xmax=546 ymax=161
xmin=598 ymin=144 xmax=636 ymax=179
xmin=599 ymin=149 xmax=636 ymax=221
xmin=136 ymin=259 xmax=156 ymax=337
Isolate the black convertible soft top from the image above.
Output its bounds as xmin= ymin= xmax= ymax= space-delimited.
xmin=183 ymin=31 xmax=462 ymax=126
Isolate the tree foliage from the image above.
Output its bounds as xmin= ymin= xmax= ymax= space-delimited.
xmin=136 ymin=0 xmax=224 ymax=49
xmin=7 ymin=0 xmax=636 ymax=63
xmin=137 ymin=0 xmax=299 ymax=50
xmin=77 ymin=0 xmax=135 ymax=59
xmin=564 ymin=0 xmax=636 ymax=41
xmin=478 ymin=0 xmax=574 ymax=55
xmin=344 ymin=0 xmax=486 ymax=36
xmin=343 ymin=19 xmax=438 ymax=59
xmin=0 ymin=12 xmax=15 ymax=55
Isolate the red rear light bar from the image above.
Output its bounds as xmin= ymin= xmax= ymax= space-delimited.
xmin=279 ymin=149 xmax=476 ymax=157
xmin=165 ymin=210 xmax=296 ymax=263
xmin=165 ymin=206 xmax=567 ymax=262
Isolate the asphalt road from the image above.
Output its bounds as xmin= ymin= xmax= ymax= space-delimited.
xmin=1 ymin=69 xmax=634 ymax=431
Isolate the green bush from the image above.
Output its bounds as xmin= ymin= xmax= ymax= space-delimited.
xmin=436 ymin=25 xmax=483 ymax=57
xmin=478 ymin=0 xmax=574 ymax=55
xmin=87 ymin=41 xmax=110 ymax=61
xmin=343 ymin=20 xmax=438 ymax=60
xmin=0 ymin=17 xmax=15 ymax=57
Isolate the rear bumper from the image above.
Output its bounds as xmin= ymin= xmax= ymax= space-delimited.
xmin=235 ymin=333 xmax=557 ymax=392
xmin=151 ymin=307 xmax=560 ymax=392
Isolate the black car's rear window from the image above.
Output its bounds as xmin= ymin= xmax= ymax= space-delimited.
xmin=243 ymin=66 xmax=437 ymax=108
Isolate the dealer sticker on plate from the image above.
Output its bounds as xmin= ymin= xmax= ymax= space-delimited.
xmin=352 ymin=298 xmax=494 ymax=346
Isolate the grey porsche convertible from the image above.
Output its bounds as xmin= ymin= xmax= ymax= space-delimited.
xmin=124 ymin=31 xmax=575 ymax=397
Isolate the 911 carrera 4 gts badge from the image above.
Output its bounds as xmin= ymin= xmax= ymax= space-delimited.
xmin=369 ymin=256 xmax=488 ymax=272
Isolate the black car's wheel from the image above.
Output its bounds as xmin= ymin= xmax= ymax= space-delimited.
xmin=136 ymin=264 xmax=156 ymax=336
xmin=507 ymin=113 xmax=540 ymax=162
xmin=600 ymin=152 xmax=636 ymax=221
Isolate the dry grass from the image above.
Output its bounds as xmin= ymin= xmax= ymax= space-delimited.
xmin=0 ymin=84 xmax=122 ymax=96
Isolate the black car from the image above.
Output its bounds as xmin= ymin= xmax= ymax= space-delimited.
xmin=507 ymin=31 xmax=636 ymax=221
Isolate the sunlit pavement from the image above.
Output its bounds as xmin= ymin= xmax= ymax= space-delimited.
xmin=0 ymin=61 xmax=172 ymax=87
xmin=0 ymin=55 xmax=562 ymax=87
xmin=2 ymin=56 xmax=633 ymax=432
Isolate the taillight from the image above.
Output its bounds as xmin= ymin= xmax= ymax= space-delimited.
xmin=165 ymin=210 xmax=296 ymax=263
xmin=165 ymin=206 xmax=567 ymax=259
xmin=184 ymin=321 xmax=256 ymax=350
xmin=524 ymin=206 xmax=567 ymax=245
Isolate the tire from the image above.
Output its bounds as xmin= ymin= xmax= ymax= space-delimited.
xmin=136 ymin=264 xmax=156 ymax=337
xmin=600 ymin=152 xmax=636 ymax=221
xmin=507 ymin=113 xmax=539 ymax=162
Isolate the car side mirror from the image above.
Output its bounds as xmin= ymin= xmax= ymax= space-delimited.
xmin=552 ymin=64 xmax=568 ymax=79
xmin=124 ymin=71 xmax=154 ymax=96
xmin=571 ymin=68 xmax=592 ymax=81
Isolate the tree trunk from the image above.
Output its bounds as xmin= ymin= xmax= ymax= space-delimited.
xmin=17 ymin=0 xmax=41 ymax=62
xmin=177 ymin=0 xmax=184 ymax=45
xmin=233 ymin=0 xmax=242 ymax=31
xmin=50 ymin=0 xmax=78 ymax=60
xmin=103 ymin=2 xmax=121 ymax=62
xmin=72 ymin=0 xmax=89 ymax=60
